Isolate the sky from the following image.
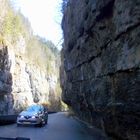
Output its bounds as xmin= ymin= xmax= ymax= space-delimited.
xmin=11 ymin=0 xmax=63 ymax=50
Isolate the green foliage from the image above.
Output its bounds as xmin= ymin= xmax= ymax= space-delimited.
xmin=25 ymin=36 xmax=60 ymax=75
xmin=0 ymin=0 xmax=32 ymax=44
xmin=0 ymin=0 xmax=60 ymax=76
xmin=3 ymin=12 xmax=22 ymax=42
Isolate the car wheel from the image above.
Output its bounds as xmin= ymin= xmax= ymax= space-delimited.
xmin=36 ymin=123 xmax=42 ymax=127
xmin=36 ymin=120 xmax=43 ymax=127
xmin=45 ymin=118 xmax=48 ymax=124
xmin=42 ymin=119 xmax=46 ymax=125
xmin=17 ymin=124 xmax=21 ymax=127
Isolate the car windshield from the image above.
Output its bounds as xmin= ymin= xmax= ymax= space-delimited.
xmin=26 ymin=105 xmax=41 ymax=112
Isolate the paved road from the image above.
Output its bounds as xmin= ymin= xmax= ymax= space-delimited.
xmin=0 ymin=112 xmax=108 ymax=140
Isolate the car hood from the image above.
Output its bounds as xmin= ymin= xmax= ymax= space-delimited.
xmin=19 ymin=111 xmax=38 ymax=116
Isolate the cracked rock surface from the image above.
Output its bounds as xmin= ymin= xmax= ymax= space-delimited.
xmin=61 ymin=0 xmax=140 ymax=139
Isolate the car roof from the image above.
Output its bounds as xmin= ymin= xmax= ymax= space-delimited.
xmin=27 ymin=105 xmax=43 ymax=110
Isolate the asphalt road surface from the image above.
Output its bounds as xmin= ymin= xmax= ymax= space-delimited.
xmin=0 ymin=112 xmax=108 ymax=140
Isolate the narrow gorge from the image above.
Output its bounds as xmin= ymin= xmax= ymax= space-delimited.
xmin=61 ymin=0 xmax=140 ymax=139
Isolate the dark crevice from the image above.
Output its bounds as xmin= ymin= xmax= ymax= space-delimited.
xmin=69 ymin=67 xmax=140 ymax=84
xmin=107 ymin=132 xmax=125 ymax=140
xmin=96 ymin=0 xmax=115 ymax=22
xmin=77 ymin=45 xmax=80 ymax=50
xmin=78 ymin=27 xmax=84 ymax=38
xmin=98 ymin=25 xmax=106 ymax=30
xmin=85 ymin=0 xmax=89 ymax=5
xmin=65 ymin=39 xmax=111 ymax=72
xmin=67 ymin=23 xmax=140 ymax=72
xmin=75 ymin=40 xmax=111 ymax=68
xmin=97 ymin=67 xmax=140 ymax=80
xmin=108 ymin=67 xmax=140 ymax=76
xmin=71 ymin=78 xmax=90 ymax=84
xmin=115 ymin=22 xmax=140 ymax=41
xmin=67 ymin=39 xmax=75 ymax=52
xmin=84 ymin=12 xmax=89 ymax=20
xmin=86 ymin=28 xmax=94 ymax=38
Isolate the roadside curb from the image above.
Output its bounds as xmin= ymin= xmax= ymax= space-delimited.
xmin=73 ymin=116 xmax=112 ymax=140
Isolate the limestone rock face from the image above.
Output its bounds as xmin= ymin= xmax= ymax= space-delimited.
xmin=0 ymin=0 xmax=61 ymax=115
xmin=0 ymin=38 xmax=60 ymax=114
xmin=61 ymin=0 xmax=140 ymax=139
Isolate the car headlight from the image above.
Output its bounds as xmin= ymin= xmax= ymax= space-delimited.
xmin=32 ymin=115 xmax=39 ymax=118
xmin=18 ymin=115 xmax=24 ymax=118
xmin=32 ymin=116 xmax=36 ymax=119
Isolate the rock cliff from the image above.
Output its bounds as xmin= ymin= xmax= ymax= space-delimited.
xmin=0 ymin=38 xmax=60 ymax=114
xmin=0 ymin=45 xmax=13 ymax=114
xmin=61 ymin=0 xmax=140 ymax=139
xmin=0 ymin=0 xmax=61 ymax=114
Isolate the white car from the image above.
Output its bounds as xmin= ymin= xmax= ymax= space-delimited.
xmin=17 ymin=105 xmax=48 ymax=127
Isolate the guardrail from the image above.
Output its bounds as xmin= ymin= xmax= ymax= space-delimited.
xmin=0 ymin=137 xmax=30 ymax=140
xmin=0 ymin=115 xmax=17 ymax=125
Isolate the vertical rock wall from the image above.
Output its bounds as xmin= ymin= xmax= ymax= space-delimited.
xmin=61 ymin=0 xmax=140 ymax=139
xmin=0 ymin=45 xmax=13 ymax=114
xmin=11 ymin=40 xmax=60 ymax=113
xmin=0 ymin=38 xmax=60 ymax=114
